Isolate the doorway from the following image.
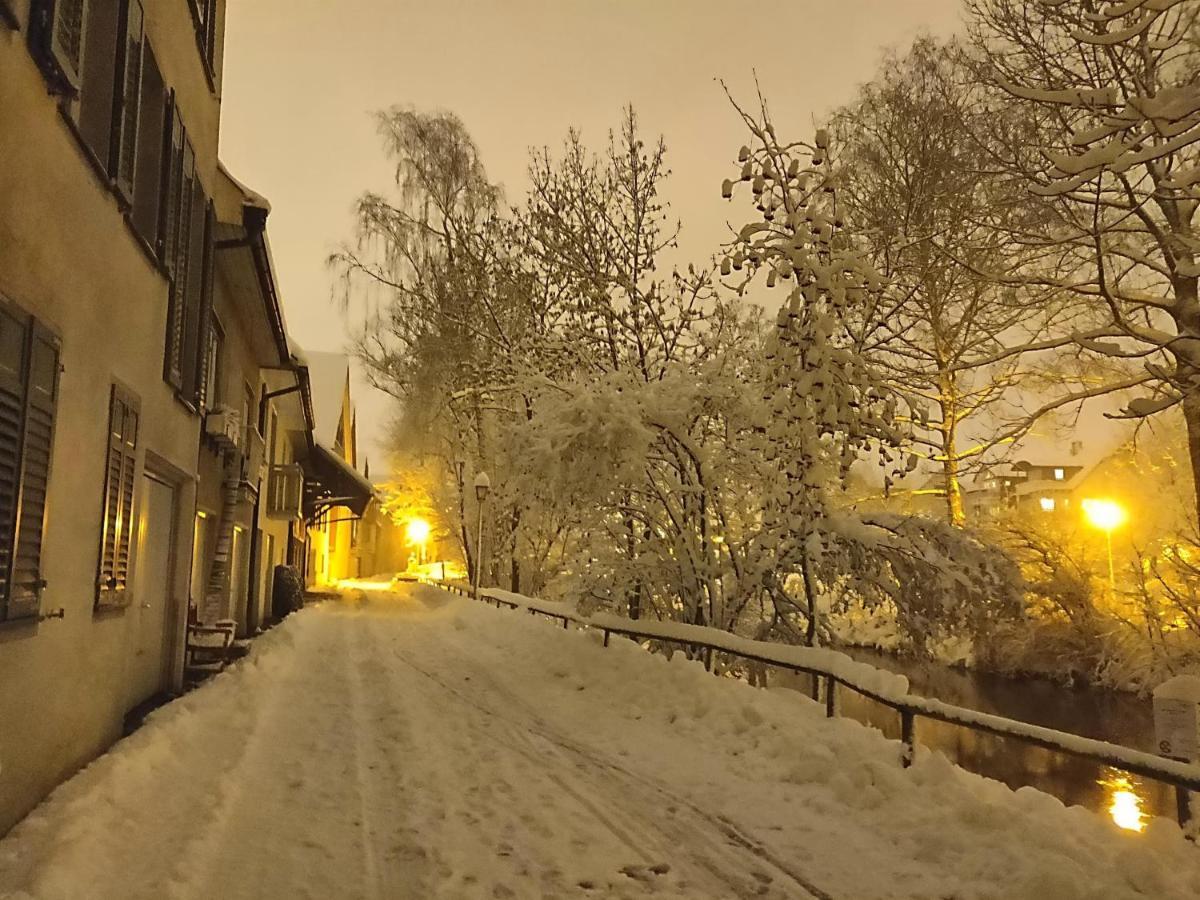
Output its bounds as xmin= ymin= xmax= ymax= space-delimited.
xmin=128 ymin=471 xmax=179 ymax=707
xmin=230 ymin=526 xmax=249 ymax=636
xmin=258 ymin=532 xmax=276 ymax=629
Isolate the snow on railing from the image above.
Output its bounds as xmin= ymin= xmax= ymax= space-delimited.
xmin=431 ymin=579 xmax=1200 ymax=822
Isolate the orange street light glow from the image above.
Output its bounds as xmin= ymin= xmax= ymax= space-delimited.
xmin=406 ymin=518 xmax=432 ymax=545
xmin=1082 ymin=499 xmax=1126 ymax=532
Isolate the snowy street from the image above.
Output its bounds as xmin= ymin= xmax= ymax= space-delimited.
xmin=4 ymin=584 xmax=1200 ymax=900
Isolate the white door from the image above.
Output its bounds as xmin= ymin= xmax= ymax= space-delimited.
xmin=129 ymin=473 xmax=178 ymax=706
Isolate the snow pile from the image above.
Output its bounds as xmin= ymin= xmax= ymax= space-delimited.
xmin=479 ymin=585 xmax=910 ymax=702
xmin=2 ymin=586 xmax=1199 ymax=899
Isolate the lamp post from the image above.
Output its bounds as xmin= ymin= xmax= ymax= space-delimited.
xmin=1082 ymin=499 xmax=1127 ymax=594
xmin=473 ymin=471 xmax=490 ymax=602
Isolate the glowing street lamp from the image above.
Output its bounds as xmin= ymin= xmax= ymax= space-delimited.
xmin=1082 ymin=499 xmax=1127 ymax=593
xmin=405 ymin=517 xmax=431 ymax=565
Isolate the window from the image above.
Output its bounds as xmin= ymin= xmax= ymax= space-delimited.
xmin=0 ymin=299 xmax=61 ymax=624
xmin=159 ymin=108 xmax=214 ymax=405
xmin=1039 ymin=497 xmax=1056 ymax=513
xmin=200 ymin=315 xmax=222 ymax=410
xmin=29 ymin=0 xmax=88 ymax=95
xmin=1054 ymin=468 xmax=1065 ymax=481
xmin=187 ymin=0 xmax=217 ymax=78
xmin=96 ymin=385 xmax=138 ymax=609
xmin=34 ymin=1 xmax=146 ymax=193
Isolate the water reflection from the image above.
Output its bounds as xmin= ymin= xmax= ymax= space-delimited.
xmin=777 ymin=653 xmax=1171 ymax=826
xmin=1103 ymin=770 xmax=1148 ymax=832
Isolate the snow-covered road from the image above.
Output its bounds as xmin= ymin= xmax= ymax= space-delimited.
xmin=3 ymin=584 xmax=1200 ymax=899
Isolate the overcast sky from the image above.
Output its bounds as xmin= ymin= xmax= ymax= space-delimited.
xmin=218 ymin=0 xmax=966 ymax=471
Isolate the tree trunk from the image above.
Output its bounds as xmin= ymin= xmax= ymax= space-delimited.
xmin=510 ymin=506 xmax=521 ymax=593
xmin=942 ymin=448 xmax=966 ymax=527
xmin=1182 ymin=389 xmax=1200 ymax=531
xmin=623 ymin=491 xmax=642 ymax=620
xmin=799 ymin=552 xmax=819 ymax=647
xmin=938 ymin=374 xmax=966 ymax=527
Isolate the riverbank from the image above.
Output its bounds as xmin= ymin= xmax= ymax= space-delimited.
xmin=795 ymin=643 xmax=1175 ymax=827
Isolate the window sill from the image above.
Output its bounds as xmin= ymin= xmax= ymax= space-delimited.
xmin=174 ymin=393 xmax=199 ymax=417
xmin=122 ymin=213 xmax=167 ymax=275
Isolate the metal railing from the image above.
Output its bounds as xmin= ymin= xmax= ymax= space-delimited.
xmin=432 ymin=579 xmax=1200 ymax=828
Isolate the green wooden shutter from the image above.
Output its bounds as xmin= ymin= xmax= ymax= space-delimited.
xmin=8 ymin=326 xmax=61 ymax=619
xmin=112 ymin=0 xmax=143 ymax=202
xmin=96 ymin=386 xmax=137 ymax=608
xmin=0 ymin=307 xmax=29 ymax=617
xmin=130 ymin=42 xmax=163 ymax=244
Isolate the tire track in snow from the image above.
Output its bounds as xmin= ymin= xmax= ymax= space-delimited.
xmin=380 ymin=605 xmax=829 ymax=898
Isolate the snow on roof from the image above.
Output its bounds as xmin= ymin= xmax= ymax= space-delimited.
xmin=314 ymin=439 xmax=374 ymax=500
xmin=216 ymin=161 xmax=272 ymax=214
xmin=303 ymin=350 xmax=350 ymax=448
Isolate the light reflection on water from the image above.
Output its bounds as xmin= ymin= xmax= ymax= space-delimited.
xmin=778 ymin=655 xmax=1174 ymax=828
xmin=1103 ymin=770 xmax=1148 ymax=831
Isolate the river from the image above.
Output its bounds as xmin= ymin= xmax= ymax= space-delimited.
xmin=781 ymin=648 xmax=1171 ymax=831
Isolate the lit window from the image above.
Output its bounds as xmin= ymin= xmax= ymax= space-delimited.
xmin=1054 ymin=468 xmax=1065 ymax=480
xmin=1040 ymin=497 xmax=1056 ymax=512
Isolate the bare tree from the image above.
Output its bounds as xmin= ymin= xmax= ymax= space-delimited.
xmin=967 ymin=0 xmax=1200 ymax=524
xmin=834 ymin=38 xmax=1065 ymax=525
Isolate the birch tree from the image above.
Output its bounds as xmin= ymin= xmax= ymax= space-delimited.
xmin=967 ymin=0 xmax=1200 ymax=525
xmin=834 ymin=38 xmax=1062 ymax=525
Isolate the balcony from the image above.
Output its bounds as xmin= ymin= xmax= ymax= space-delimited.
xmin=266 ymin=464 xmax=304 ymax=520
xmin=204 ymin=407 xmax=242 ymax=450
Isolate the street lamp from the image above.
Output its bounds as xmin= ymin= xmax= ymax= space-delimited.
xmin=473 ymin=471 xmax=490 ymax=602
xmin=1082 ymin=498 xmax=1127 ymax=594
xmin=405 ymin=517 xmax=431 ymax=566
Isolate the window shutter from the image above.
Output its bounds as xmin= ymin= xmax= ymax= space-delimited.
xmin=181 ymin=190 xmax=210 ymax=403
xmin=194 ymin=202 xmax=216 ymax=409
xmin=74 ymin=0 xmax=119 ymax=167
xmin=164 ymin=138 xmax=193 ymax=390
xmin=129 ymin=42 xmax=163 ymax=244
xmin=159 ymin=97 xmax=183 ymax=271
xmin=96 ymin=386 xmax=137 ymax=608
xmin=32 ymin=0 xmax=90 ymax=94
xmin=0 ymin=307 xmax=29 ymax=617
xmin=8 ymin=326 xmax=61 ymax=620
xmin=112 ymin=0 xmax=143 ymax=202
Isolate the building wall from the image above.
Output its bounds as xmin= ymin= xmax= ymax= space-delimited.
xmin=0 ymin=1 xmax=224 ymax=835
